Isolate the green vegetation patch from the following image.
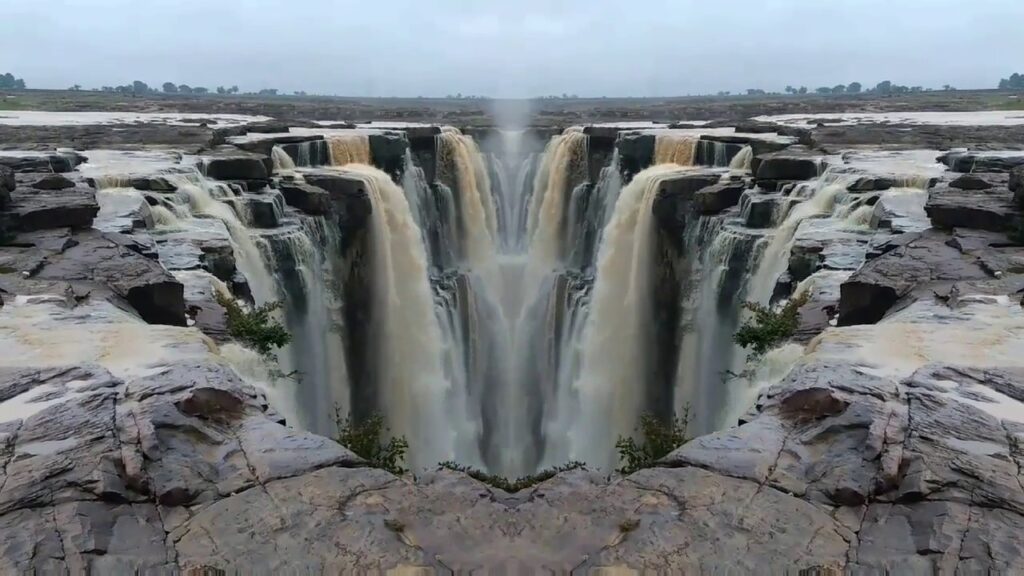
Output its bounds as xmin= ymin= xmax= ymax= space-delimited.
xmin=214 ymin=292 xmax=291 ymax=356
xmin=733 ymin=292 xmax=810 ymax=357
xmin=337 ymin=413 xmax=409 ymax=476
xmin=616 ymin=412 xmax=689 ymax=475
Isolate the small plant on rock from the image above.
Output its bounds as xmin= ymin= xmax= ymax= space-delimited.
xmin=733 ymin=291 xmax=810 ymax=357
xmin=437 ymin=461 xmax=586 ymax=493
xmin=337 ymin=413 xmax=409 ymax=476
xmin=616 ymin=411 xmax=689 ymax=475
xmin=215 ymin=292 xmax=291 ymax=357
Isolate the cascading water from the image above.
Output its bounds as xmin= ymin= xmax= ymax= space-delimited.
xmin=730 ymin=146 xmax=753 ymax=171
xmin=560 ymin=164 xmax=695 ymax=469
xmin=272 ymin=145 xmax=296 ymax=171
xmin=340 ymin=163 xmax=465 ymax=468
xmin=328 ymin=134 xmax=372 ymax=166
xmin=436 ymin=128 xmax=500 ymax=270
xmin=526 ymin=128 xmax=589 ymax=277
xmin=654 ymin=134 xmax=698 ymax=166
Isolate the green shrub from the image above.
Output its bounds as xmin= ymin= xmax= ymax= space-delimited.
xmin=337 ymin=413 xmax=409 ymax=476
xmin=733 ymin=291 xmax=810 ymax=357
xmin=215 ymin=292 xmax=291 ymax=357
xmin=616 ymin=412 xmax=689 ymax=475
xmin=437 ymin=461 xmax=586 ymax=493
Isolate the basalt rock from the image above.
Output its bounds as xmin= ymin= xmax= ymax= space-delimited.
xmin=755 ymin=147 xmax=822 ymax=184
xmin=694 ymin=181 xmax=747 ymax=214
xmin=939 ymin=151 xmax=1024 ymax=173
xmin=278 ymin=181 xmax=331 ymax=216
xmin=925 ymin=176 xmax=1018 ymax=233
xmin=368 ymin=132 xmax=408 ymax=180
xmin=950 ymin=173 xmax=995 ymax=190
xmin=616 ymin=133 xmax=655 ymax=181
xmin=29 ymin=173 xmax=76 ymax=190
xmin=201 ymin=147 xmax=271 ymax=181
xmin=652 ymin=172 xmax=724 ymax=246
xmin=837 ymin=230 xmax=990 ymax=326
xmin=5 ymin=181 xmax=99 ymax=233
xmin=304 ymin=172 xmax=373 ymax=245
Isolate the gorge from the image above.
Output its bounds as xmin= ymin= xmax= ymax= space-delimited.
xmin=2 ymin=104 xmax=1024 ymax=572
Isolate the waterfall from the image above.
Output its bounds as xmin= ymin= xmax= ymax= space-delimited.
xmin=338 ymin=163 xmax=461 ymax=468
xmin=436 ymin=127 xmax=500 ymax=269
xmin=328 ymin=134 xmax=371 ymax=166
xmin=566 ymin=164 xmax=694 ymax=469
xmin=272 ymin=145 xmax=296 ymax=171
xmin=746 ymin=172 xmax=857 ymax=305
xmin=526 ymin=128 xmax=589 ymax=274
xmin=730 ymin=146 xmax=754 ymax=171
xmin=163 ymin=172 xmax=279 ymax=305
xmin=654 ymin=134 xmax=698 ymax=166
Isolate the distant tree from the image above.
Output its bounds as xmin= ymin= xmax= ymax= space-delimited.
xmin=116 ymin=85 xmax=132 ymax=94
xmin=1001 ymin=73 xmax=1024 ymax=90
xmin=875 ymin=80 xmax=893 ymax=95
xmin=785 ymin=85 xmax=795 ymax=94
xmin=0 ymin=72 xmax=27 ymax=90
xmin=717 ymin=90 xmax=731 ymax=96
xmin=193 ymin=87 xmax=209 ymax=94
xmin=132 ymin=80 xmax=150 ymax=94
xmin=178 ymin=84 xmax=192 ymax=94
xmin=832 ymin=84 xmax=846 ymax=94
xmin=293 ymin=90 xmax=307 ymax=96
xmin=798 ymin=86 xmax=808 ymax=94
xmin=815 ymin=86 xmax=832 ymax=94
xmin=101 ymin=86 xmax=114 ymax=92
xmin=228 ymin=85 xmax=239 ymax=94
xmin=943 ymin=84 xmax=956 ymax=91
xmin=846 ymin=82 xmax=862 ymax=94
xmin=746 ymin=88 xmax=766 ymax=95
xmin=258 ymin=88 xmax=279 ymax=96
xmin=910 ymin=86 xmax=924 ymax=93
xmin=69 ymin=84 xmax=82 ymax=91
xmin=162 ymin=82 xmax=178 ymax=93
xmin=216 ymin=86 xmax=226 ymax=94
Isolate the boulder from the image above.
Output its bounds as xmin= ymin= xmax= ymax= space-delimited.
xmin=740 ymin=191 xmax=784 ymax=228
xmin=29 ymin=174 xmax=75 ymax=190
xmin=0 ymin=152 xmax=83 ymax=174
xmin=950 ymin=173 xmax=994 ymax=190
xmin=755 ymin=147 xmax=822 ymax=183
xmin=694 ymin=181 xmax=746 ymax=214
xmin=279 ymin=181 xmax=331 ymax=215
xmin=5 ymin=181 xmax=99 ymax=233
xmin=201 ymin=147 xmax=271 ymax=181
xmin=236 ymin=194 xmax=281 ymax=229
xmin=925 ymin=178 xmax=1018 ymax=233
xmin=837 ymin=230 xmax=990 ymax=326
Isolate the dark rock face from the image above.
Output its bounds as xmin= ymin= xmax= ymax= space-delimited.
xmin=925 ymin=177 xmax=1018 ymax=233
xmin=367 ymin=133 xmax=408 ymax=180
xmin=0 ymin=152 xmax=83 ymax=174
xmin=1012 ymin=166 xmax=1024 ymax=206
xmin=694 ymin=181 xmax=747 ymax=215
xmin=837 ymin=231 xmax=990 ymax=326
xmin=278 ymin=181 xmax=331 ymax=215
xmin=0 ymin=165 xmax=15 ymax=194
xmin=754 ymin=147 xmax=822 ymax=184
xmin=740 ymin=190 xmax=784 ymax=228
xmin=303 ymin=172 xmax=373 ymax=245
xmin=617 ymin=133 xmax=655 ymax=181
xmin=201 ymin=147 xmax=271 ymax=181
xmin=848 ymin=175 xmax=894 ymax=192
xmin=652 ymin=172 xmax=723 ymax=245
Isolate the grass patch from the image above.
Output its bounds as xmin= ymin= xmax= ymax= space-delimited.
xmin=437 ymin=461 xmax=586 ymax=493
xmin=214 ymin=292 xmax=291 ymax=357
xmin=337 ymin=413 xmax=409 ymax=476
xmin=616 ymin=412 xmax=690 ymax=475
xmin=733 ymin=292 xmax=810 ymax=357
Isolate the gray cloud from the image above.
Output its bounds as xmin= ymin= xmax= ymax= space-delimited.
xmin=1 ymin=0 xmax=1021 ymax=97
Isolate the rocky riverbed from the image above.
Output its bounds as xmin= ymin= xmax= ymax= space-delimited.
xmin=2 ymin=110 xmax=1024 ymax=573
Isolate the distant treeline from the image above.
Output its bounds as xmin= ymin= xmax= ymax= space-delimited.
xmin=4 ymin=71 xmax=1024 ymax=98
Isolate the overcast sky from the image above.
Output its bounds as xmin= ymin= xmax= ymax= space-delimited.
xmin=1 ymin=0 xmax=1021 ymax=97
